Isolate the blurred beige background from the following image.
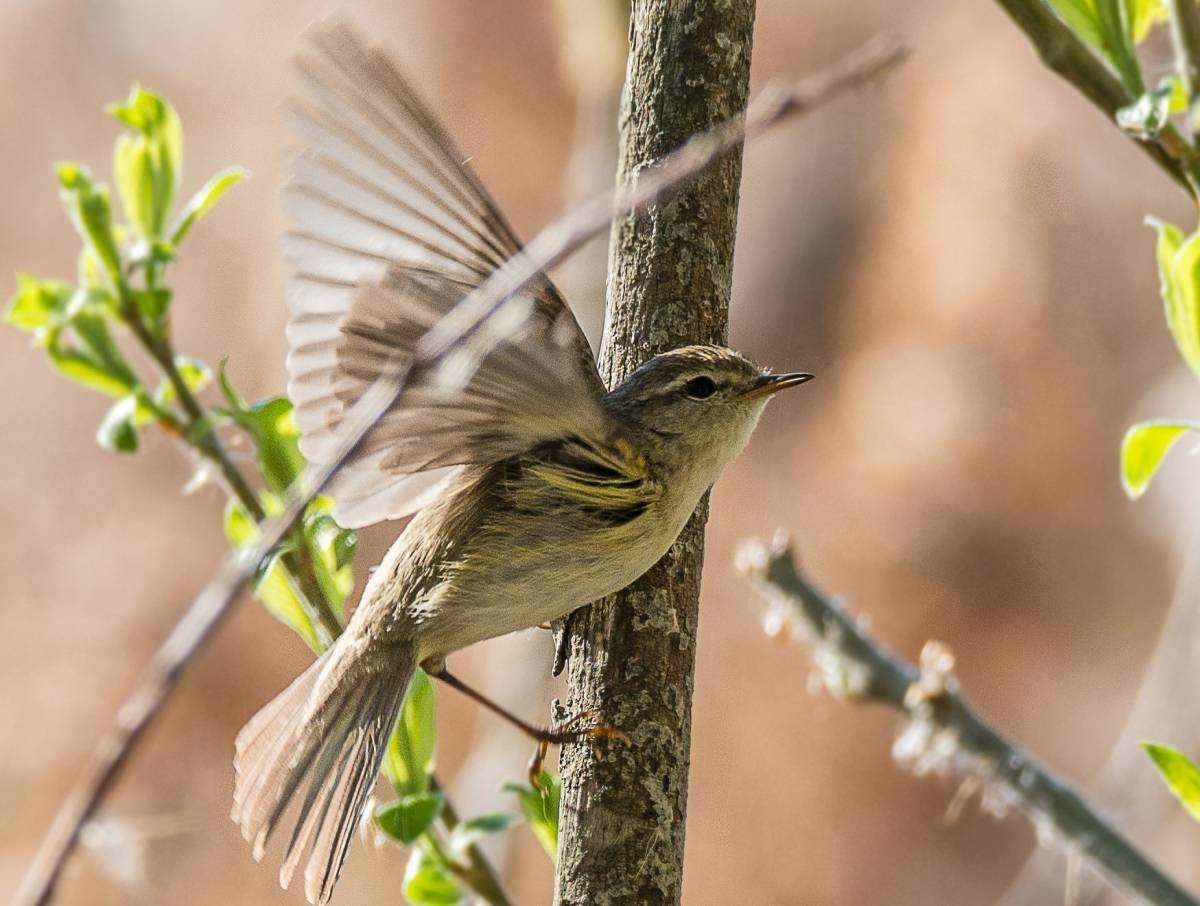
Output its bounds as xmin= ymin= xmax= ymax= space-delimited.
xmin=3 ymin=0 xmax=1199 ymax=903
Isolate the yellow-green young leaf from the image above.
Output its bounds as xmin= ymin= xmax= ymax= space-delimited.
xmin=503 ymin=771 xmax=561 ymax=860
xmin=223 ymin=500 xmax=321 ymax=650
xmin=6 ymin=275 xmax=73 ymax=335
xmin=256 ymin=560 xmax=321 ymax=651
xmin=217 ymin=365 xmax=306 ymax=494
xmin=47 ymin=346 xmax=137 ymax=398
xmin=1048 ymin=0 xmax=1103 ymax=47
xmin=57 ymin=164 xmax=122 ymax=285
xmin=113 ymin=132 xmax=156 ymax=239
xmin=1146 ymin=218 xmax=1200 ymax=375
xmin=1174 ymin=230 xmax=1200 ymax=373
xmin=107 ymin=86 xmax=183 ymax=237
xmin=70 ymin=311 xmax=138 ymax=390
xmin=1143 ymin=742 xmax=1200 ymax=821
xmin=303 ymin=498 xmax=355 ymax=617
xmin=1121 ymin=421 xmax=1200 ymax=498
xmin=1125 ymin=0 xmax=1166 ymax=41
xmin=170 ymin=166 xmax=248 ymax=246
xmin=402 ymin=848 xmax=463 ymax=906
xmin=384 ymin=669 xmax=437 ymax=797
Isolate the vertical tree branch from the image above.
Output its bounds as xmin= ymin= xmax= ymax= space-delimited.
xmin=554 ymin=1 xmax=755 ymax=903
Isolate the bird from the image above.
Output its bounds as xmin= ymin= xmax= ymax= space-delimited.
xmin=231 ymin=20 xmax=812 ymax=905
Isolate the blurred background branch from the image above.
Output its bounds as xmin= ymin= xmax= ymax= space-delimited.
xmin=739 ymin=534 xmax=1199 ymax=906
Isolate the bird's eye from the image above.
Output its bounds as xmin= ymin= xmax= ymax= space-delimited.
xmin=683 ymin=376 xmax=717 ymax=400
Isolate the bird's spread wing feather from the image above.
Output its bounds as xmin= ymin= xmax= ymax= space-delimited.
xmin=284 ymin=21 xmax=637 ymax=528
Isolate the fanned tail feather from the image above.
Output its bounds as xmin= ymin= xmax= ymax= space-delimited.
xmin=232 ymin=644 xmax=416 ymax=904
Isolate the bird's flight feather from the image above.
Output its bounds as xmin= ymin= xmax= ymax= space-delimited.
xmin=282 ymin=20 xmax=636 ymax=528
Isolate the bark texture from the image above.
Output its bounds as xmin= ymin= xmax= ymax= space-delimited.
xmin=553 ymin=2 xmax=756 ymax=903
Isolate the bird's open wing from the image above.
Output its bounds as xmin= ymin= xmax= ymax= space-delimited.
xmin=284 ymin=22 xmax=637 ymax=527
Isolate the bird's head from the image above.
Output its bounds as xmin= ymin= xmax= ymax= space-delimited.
xmin=606 ymin=344 xmax=812 ymax=479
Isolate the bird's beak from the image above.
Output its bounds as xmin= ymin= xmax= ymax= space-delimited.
xmin=742 ymin=371 xmax=814 ymax=399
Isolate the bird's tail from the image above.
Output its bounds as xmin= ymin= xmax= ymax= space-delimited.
xmin=232 ymin=640 xmax=416 ymax=905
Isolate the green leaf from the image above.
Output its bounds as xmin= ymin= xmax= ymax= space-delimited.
xmin=223 ymin=500 xmax=321 ymax=650
xmin=1121 ymin=420 xmax=1200 ymax=498
xmin=47 ymin=345 xmax=137 ymax=398
xmin=1143 ymin=742 xmax=1200 ymax=821
xmin=1047 ymin=0 xmax=1103 ymax=48
xmin=302 ymin=500 xmax=355 ymax=618
xmin=56 ymin=164 xmax=123 ymax=286
xmin=503 ymin=771 xmax=561 ymax=859
xmin=376 ymin=792 xmax=446 ymax=845
xmin=6 ymin=275 xmax=73 ymax=335
xmin=96 ymin=395 xmax=139 ymax=453
xmin=76 ymin=247 xmax=107 ymax=293
xmin=218 ymin=362 xmax=306 ymax=494
xmin=1147 ymin=217 xmax=1200 ymax=376
xmin=333 ymin=527 xmax=357 ymax=571
xmin=113 ymin=132 xmax=157 ymax=239
xmin=170 ymin=166 xmax=248 ymax=246
xmin=107 ymin=86 xmax=183 ymax=238
xmin=385 ymin=669 xmax=438 ymax=797
xmin=70 ymin=310 xmax=138 ymax=390
xmin=402 ymin=848 xmax=463 ymax=906
xmin=449 ymin=812 xmax=518 ymax=854
xmin=1125 ymin=0 xmax=1166 ymax=41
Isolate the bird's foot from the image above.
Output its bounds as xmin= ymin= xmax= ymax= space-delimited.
xmin=526 ymin=711 xmax=628 ymax=785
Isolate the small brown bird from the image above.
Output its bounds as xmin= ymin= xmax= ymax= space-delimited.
xmin=232 ymin=21 xmax=812 ymax=904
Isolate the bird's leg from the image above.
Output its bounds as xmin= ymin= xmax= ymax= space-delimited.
xmin=429 ymin=668 xmax=586 ymax=745
xmin=428 ymin=668 xmax=625 ymax=785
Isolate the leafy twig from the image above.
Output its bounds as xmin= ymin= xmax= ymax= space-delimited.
xmin=119 ymin=299 xmax=343 ymax=641
xmin=429 ymin=776 xmax=511 ymax=906
xmin=992 ymin=0 xmax=1199 ymax=195
xmin=14 ymin=36 xmax=907 ymax=906
xmin=738 ymin=534 xmax=1200 ymax=906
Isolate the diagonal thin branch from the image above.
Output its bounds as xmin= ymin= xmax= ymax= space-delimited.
xmin=14 ymin=36 xmax=907 ymax=906
xmin=738 ymin=534 xmax=1199 ymax=906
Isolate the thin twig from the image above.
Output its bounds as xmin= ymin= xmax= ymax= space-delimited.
xmin=14 ymin=37 xmax=906 ymax=906
xmin=430 ymin=775 xmax=511 ymax=906
xmin=116 ymin=305 xmax=506 ymax=902
xmin=738 ymin=534 xmax=1199 ymax=906
xmin=992 ymin=0 xmax=1199 ymax=197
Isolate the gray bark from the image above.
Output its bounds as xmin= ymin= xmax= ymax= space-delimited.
xmin=553 ymin=1 xmax=756 ymax=903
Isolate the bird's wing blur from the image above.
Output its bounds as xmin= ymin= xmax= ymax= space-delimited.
xmin=284 ymin=21 xmax=632 ymax=528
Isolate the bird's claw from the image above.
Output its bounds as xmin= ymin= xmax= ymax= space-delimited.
xmin=526 ymin=711 xmax=628 ymax=785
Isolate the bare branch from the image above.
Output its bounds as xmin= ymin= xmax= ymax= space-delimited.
xmin=738 ymin=534 xmax=1199 ymax=906
xmin=14 ymin=38 xmax=907 ymax=906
